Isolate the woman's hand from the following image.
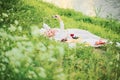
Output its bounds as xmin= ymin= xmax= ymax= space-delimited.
xmin=53 ymin=15 xmax=62 ymax=21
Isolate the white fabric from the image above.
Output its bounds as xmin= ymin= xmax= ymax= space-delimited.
xmin=54 ymin=30 xmax=68 ymax=41
xmin=66 ymin=29 xmax=107 ymax=47
xmin=43 ymin=23 xmax=50 ymax=30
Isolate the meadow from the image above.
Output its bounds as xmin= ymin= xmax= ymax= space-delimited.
xmin=0 ymin=0 xmax=120 ymax=80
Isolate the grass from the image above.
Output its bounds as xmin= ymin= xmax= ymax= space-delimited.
xmin=0 ymin=0 xmax=120 ymax=80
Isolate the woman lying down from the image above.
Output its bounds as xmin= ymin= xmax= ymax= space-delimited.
xmin=40 ymin=15 xmax=107 ymax=47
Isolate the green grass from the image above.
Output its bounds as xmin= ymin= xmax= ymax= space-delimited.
xmin=0 ymin=0 xmax=120 ymax=80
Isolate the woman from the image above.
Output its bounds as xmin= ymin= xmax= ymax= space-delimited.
xmin=40 ymin=15 xmax=107 ymax=47
xmin=42 ymin=15 xmax=68 ymax=41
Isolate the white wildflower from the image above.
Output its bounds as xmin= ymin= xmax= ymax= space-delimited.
xmin=3 ymin=25 xmax=6 ymax=27
xmin=14 ymin=20 xmax=19 ymax=25
xmin=27 ymin=70 xmax=37 ymax=79
xmin=116 ymin=42 xmax=120 ymax=47
xmin=38 ymin=67 xmax=46 ymax=78
xmin=14 ymin=68 xmax=19 ymax=73
xmin=2 ymin=13 xmax=8 ymax=17
xmin=0 ymin=18 xmax=3 ymax=22
xmin=18 ymin=26 xmax=22 ymax=32
xmin=8 ymin=24 xmax=16 ymax=32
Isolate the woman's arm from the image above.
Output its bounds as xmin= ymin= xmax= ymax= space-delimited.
xmin=54 ymin=15 xmax=64 ymax=30
xmin=60 ymin=20 xmax=64 ymax=30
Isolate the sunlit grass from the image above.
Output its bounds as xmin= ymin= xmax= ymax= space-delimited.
xmin=0 ymin=0 xmax=119 ymax=80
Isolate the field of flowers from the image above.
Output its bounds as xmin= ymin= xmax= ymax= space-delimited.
xmin=0 ymin=0 xmax=120 ymax=80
